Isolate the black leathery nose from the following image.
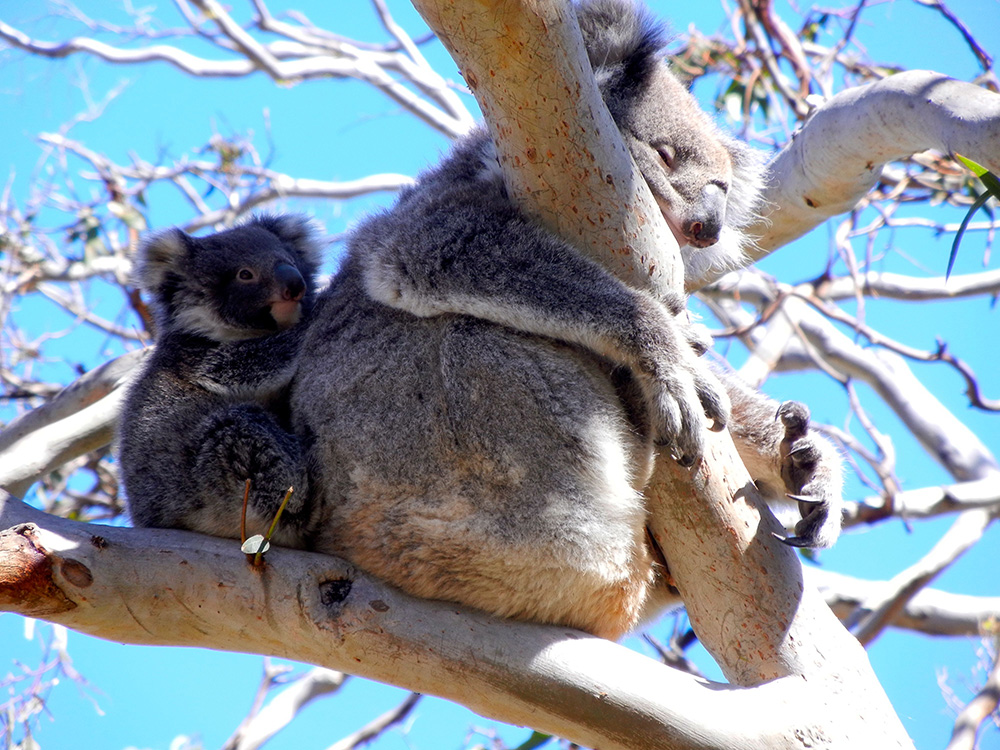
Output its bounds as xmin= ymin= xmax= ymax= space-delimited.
xmin=275 ymin=263 xmax=305 ymax=301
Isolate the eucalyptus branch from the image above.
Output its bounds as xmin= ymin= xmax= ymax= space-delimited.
xmin=705 ymin=273 xmax=1000 ymax=482
xmin=850 ymin=508 xmax=997 ymax=646
xmin=809 ymin=568 xmax=1000 ymax=638
xmin=0 ymin=6 xmax=473 ymax=139
xmin=944 ymin=632 xmax=1000 ymax=750
xmin=844 ymin=476 xmax=1000 ymax=527
xmin=224 ymin=667 xmax=348 ymax=750
xmin=325 ymin=692 xmax=422 ymax=750
xmin=796 ymin=288 xmax=1000 ymax=412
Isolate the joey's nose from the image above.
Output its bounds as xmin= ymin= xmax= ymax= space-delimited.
xmin=683 ymin=184 xmax=726 ymax=248
xmin=275 ymin=263 xmax=306 ymax=301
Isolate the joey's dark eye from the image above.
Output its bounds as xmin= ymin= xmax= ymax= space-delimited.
xmin=656 ymin=144 xmax=676 ymax=170
xmin=237 ymin=268 xmax=257 ymax=282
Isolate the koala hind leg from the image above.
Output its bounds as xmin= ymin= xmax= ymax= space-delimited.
xmin=191 ymin=403 xmax=311 ymax=546
xmin=775 ymin=401 xmax=843 ymax=549
xmin=721 ymin=369 xmax=843 ymax=549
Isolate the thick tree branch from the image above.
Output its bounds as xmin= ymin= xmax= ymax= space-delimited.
xmin=731 ymin=71 xmax=1000 ymax=276
xmin=0 ymin=351 xmax=148 ymax=499
xmin=0 ymin=491 xmax=856 ymax=750
xmin=410 ymin=0 xmax=681 ymax=294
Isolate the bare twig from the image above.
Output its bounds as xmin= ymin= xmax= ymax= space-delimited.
xmin=851 ymin=508 xmax=998 ymax=645
xmin=944 ymin=632 xmax=1000 ymax=750
xmin=225 ymin=666 xmax=348 ymax=750
xmin=325 ymin=692 xmax=421 ymax=750
xmin=810 ymin=569 xmax=1000 ymax=638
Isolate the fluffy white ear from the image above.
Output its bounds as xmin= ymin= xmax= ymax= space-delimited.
xmin=133 ymin=228 xmax=188 ymax=295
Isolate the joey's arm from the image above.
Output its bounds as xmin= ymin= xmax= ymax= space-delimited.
xmin=172 ymin=327 xmax=305 ymax=395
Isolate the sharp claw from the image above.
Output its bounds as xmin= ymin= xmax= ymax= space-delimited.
xmin=786 ymin=493 xmax=823 ymax=505
xmin=784 ymin=536 xmax=813 ymax=548
xmin=772 ymin=531 xmax=812 ymax=548
xmin=787 ymin=444 xmax=813 ymax=456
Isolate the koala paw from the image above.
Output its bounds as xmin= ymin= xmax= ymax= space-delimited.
xmin=197 ymin=405 xmax=309 ymax=519
xmin=644 ymin=350 xmax=731 ymax=468
xmin=775 ymin=401 xmax=843 ymax=549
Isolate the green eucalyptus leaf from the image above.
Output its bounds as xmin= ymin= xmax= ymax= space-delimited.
xmin=513 ymin=732 xmax=552 ymax=750
xmin=956 ymin=153 xmax=1000 ymax=196
xmin=948 ymin=155 xmax=1000 ymax=278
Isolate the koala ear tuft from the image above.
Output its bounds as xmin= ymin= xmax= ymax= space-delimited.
xmin=248 ymin=213 xmax=323 ymax=282
xmin=133 ymin=228 xmax=189 ymax=296
xmin=575 ymin=0 xmax=668 ymax=97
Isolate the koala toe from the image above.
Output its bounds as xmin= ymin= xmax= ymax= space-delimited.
xmin=647 ymin=379 xmax=706 ymax=466
xmin=694 ymin=369 xmax=730 ymax=431
xmin=786 ymin=497 xmax=841 ymax=549
xmin=683 ymin=322 xmax=714 ymax=357
xmin=776 ymin=400 xmax=810 ymax=439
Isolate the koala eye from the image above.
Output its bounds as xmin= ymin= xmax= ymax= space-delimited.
xmin=655 ymin=144 xmax=676 ymax=170
xmin=236 ymin=268 xmax=257 ymax=282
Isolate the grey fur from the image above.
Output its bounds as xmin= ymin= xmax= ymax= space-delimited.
xmin=290 ymin=0 xmax=842 ymax=638
xmin=119 ymin=214 xmax=322 ymax=547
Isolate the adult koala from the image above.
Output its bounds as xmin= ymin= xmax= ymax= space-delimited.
xmin=293 ymin=0 xmax=841 ymax=639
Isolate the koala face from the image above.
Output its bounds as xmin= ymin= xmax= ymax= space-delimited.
xmin=580 ymin=0 xmax=763 ymax=280
xmin=623 ymin=66 xmax=735 ymax=249
xmin=613 ymin=64 xmax=760 ymax=278
xmin=135 ymin=214 xmax=321 ymax=341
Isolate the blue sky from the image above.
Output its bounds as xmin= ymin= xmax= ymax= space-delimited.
xmin=2 ymin=1 xmax=999 ymax=749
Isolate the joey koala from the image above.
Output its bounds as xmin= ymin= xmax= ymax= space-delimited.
xmin=292 ymin=0 xmax=843 ymax=639
xmin=118 ymin=214 xmax=321 ymax=548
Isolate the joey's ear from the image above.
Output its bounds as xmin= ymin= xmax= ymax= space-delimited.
xmin=249 ymin=213 xmax=323 ymax=282
xmin=134 ymin=228 xmax=189 ymax=296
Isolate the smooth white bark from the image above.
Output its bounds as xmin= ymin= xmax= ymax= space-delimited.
xmin=0 ymin=491 xmax=838 ymax=750
xmin=746 ymin=71 xmax=1000 ymax=264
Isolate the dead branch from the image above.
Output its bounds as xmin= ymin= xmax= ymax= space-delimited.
xmin=944 ymin=632 xmax=1000 ymax=750
xmin=810 ymin=569 xmax=1000 ymax=639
